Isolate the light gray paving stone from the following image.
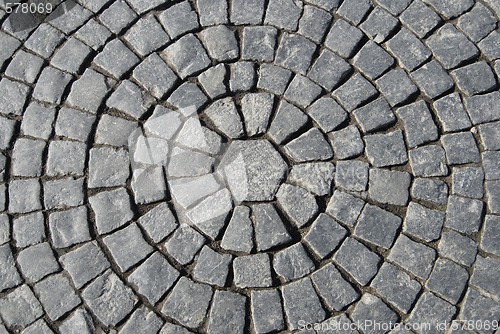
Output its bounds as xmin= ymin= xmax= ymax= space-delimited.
xmin=24 ymin=23 xmax=64 ymax=58
xmin=439 ymin=230 xmax=477 ymax=267
xmin=274 ymin=243 xmax=315 ymax=282
xmin=484 ymin=0 xmax=500 ymax=15
xmin=451 ymin=167 xmax=484 ymax=199
xmin=288 ymin=162 xmax=335 ymax=196
xmin=257 ymin=64 xmax=291 ymax=95
xmin=199 ymin=25 xmax=239 ymax=62
xmin=285 ymin=128 xmax=333 ymax=162
xmin=120 ymin=306 xmax=163 ymax=334
xmin=240 ymin=93 xmax=273 ymax=136
xmin=441 ymin=132 xmax=480 ymax=165
xmin=410 ymin=60 xmax=454 ymax=99
xmin=220 ymin=206 xmax=253 ymax=253
xmin=12 ymin=212 xmax=45 ymax=248
xmin=486 ymin=180 xmax=500 ymax=214
xmin=74 ymin=19 xmax=112 ymax=51
xmin=22 ymin=319 xmax=54 ymax=334
xmin=268 ymin=101 xmax=308 ymax=144
xmin=34 ymin=274 xmax=80 ymax=321
xmin=351 ymin=294 xmax=399 ymax=334
xmin=49 ymin=206 xmax=91 ymax=248
xmin=8 ymin=179 xmax=41 ymax=214
xmin=0 ymin=244 xmax=22 ymax=291
xmin=0 ymin=154 xmax=5 ymax=181
xmin=103 ymin=223 xmax=153 ymax=272
xmin=20 ymin=102 xmax=55 ymax=139
xmin=233 ymin=253 xmax=272 ymax=288
xmin=67 ymin=69 xmax=113 ymax=114
xmin=371 ymin=263 xmax=421 ymax=314
xmin=281 ymin=278 xmax=326 ymax=330
xmin=193 ymin=246 xmax=231 ymax=287
xmin=58 ymin=308 xmax=95 ymax=334
xmin=403 ymin=202 xmax=445 ymax=242
xmin=124 ymin=15 xmax=170 ymax=57
xmin=355 ymin=204 xmax=402 ymax=249
xmin=364 ymin=130 xmax=408 ymax=167
xmin=369 ymin=168 xmax=411 ymax=206
xmin=325 ymin=19 xmax=364 ymax=58
xmin=138 ymin=203 xmax=178 ymax=243
xmin=481 ymin=215 xmax=500 ymax=256
xmin=89 ymin=188 xmax=134 ymax=234
xmin=5 ymin=50 xmax=43 ymax=84
xmin=99 ymin=0 xmax=137 ymax=34
xmin=426 ymin=24 xmax=479 ymax=70
xmin=276 ymin=184 xmax=318 ymax=228
xmin=471 ymin=255 xmax=500 ymax=298
xmin=253 ymin=203 xmax=292 ymax=251
xmin=131 ymin=167 xmax=167 ymax=204
xmin=483 ymin=151 xmax=500 ymax=180
xmin=377 ymin=0 xmax=411 ymax=15
xmin=264 ymin=0 xmax=303 ymax=30
xmin=88 ymin=147 xmax=129 ymax=188
xmin=127 ymin=0 xmax=165 ymax=13
xmin=305 ymin=213 xmax=347 ymax=259
xmin=433 ymin=93 xmax=472 ymax=132
xmin=204 ymin=97 xmax=243 ymax=138
xmin=457 ymin=3 xmax=497 ymax=42
xmin=409 ymin=145 xmax=448 ymax=177
xmin=326 ymin=190 xmax=365 ymax=227
xmin=478 ymin=31 xmax=500 ymax=60
xmin=334 ymin=237 xmax=381 ymax=285
xmin=128 ymin=252 xmax=179 ymax=305
xmin=377 ymin=69 xmax=418 ymax=107
xmin=333 ymin=73 xmax=378 ymax=112
xmin=167 ymin=149 xmax=214 ymax=179
xmin=161 ymin=277 xmax=213 ymax=329
xmin=47 ymin=2 xmax=92 ymax=34
xmin=60 ymin=241 xmax=110 ymax=289
xmin=330 ymin=125 xmax=364 ymax=160
xmin=354 ymin=41 xmax=394 ymax=80
xmin=43 ymin=177 xmax=84 ymax=210
xmin=308 ymin=49 xmax=352 ymax=91
xmin=241 ymin=26 xmax=277 ymax=62
xmin=386 ymin=28 xmax=432 ymax=71
xmin=251 ymin=290 xmax=285 ymax=334
xmin=388 ymin=235 xmax=436 ymax=280
xmin=400 ymin=0 xmax=441 ymax=38
xmin=0 ymin=79 xmax=30 ymax=116
xmin=0 ymin=31 xmax=21 ymax=67
xmin=196 ymin=0 xmax=227 ymax=26
xmin=284 ymin=74 xmax=322 ymax=108
xmin=230 ymin=0 xmax=265 ymax=24
xmin=17 ymin=242 xmax=60 ymax=283
xmin=298 ymin=5 xmax=331 ymax=43
xmin=311 ymin=263 xmax=359 ymax=311
xmin=421 ymin=0 xmax=474 ymax=18
xmin=275 ymin=33 xmax=316 ymax=75
xmin=464 ymin=91 xmax=500 ymax=125
xmin=95 ymin=114 xmax=138 ymax=147
xmin=0 ymin=214 xmax=10 ymax=245
xmin=164 ymin=225 xmax=205 ymax=265
xmin=406 ymin=292 xmax=456 ymax=333
xmin=0 ymin=116 xmax=15 ymax=149
xmin=55 ymin=107 xmax=95 ymax=142
xmin=158 ymin=1 xmax=198 ymax=40
xmin=159 ymin=323 xmax=193 ymax=334
xmin=307 ymin=97 xmax=348 ymax=133
xmin=93 ymin=39 xmax=140 ymax=79
xmin=106 ymin=80 xmax=152 ymax=119
xmin=337 ymin=0 xmax=372 ymax=25
xmin=230 ymin=62 xmax=255 ymax=92
xmin=51 ymin=38 xmax=91 ymax=74
xmin=82 ymin=269 xmax=137 ymax=327
xmin=335 ymin=160 xmax=368 ymax=192
xmin=207 ymin=291 xmax=246 ymax=334
xmin=360 ymin=7 xmax=399 ymax=43
xmin=458 ymin=288 xmax=500 ymax=334
xmin=479 ymin=121 xmax=500 ymax=150
xmin=451 ymin=61 xmax=497 ymax=96
xmin=167 ymin=82 xmax=207 ymax=111
xmin=11 ymin=138 xmax=45 ymax=177
xmin=0 ymin=285 xmax=43 ymax=328
xmin=426 ymin=258 xmax=469 ymax=304
xmin=305 ymin=0 xmax=341 ymax=10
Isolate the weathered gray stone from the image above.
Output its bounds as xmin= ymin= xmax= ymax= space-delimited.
xmin=479 ymin=121 xmax=500 ymax=150
xmin=220 ymin=206 xmax=253 ymax=253
xmin=17 ymin=243 xmax=60 ymax=283
xmin=163 ymin=34 xmax=211 ymax=79
xmin=404 ymin=202 xmax=445 ymax=242
xmin=337 ymin=0 xmax=372 ymax=25
xmin=200 ymin=25 xmax=239 ymax=62
xmin=298 ymin=5 xmax=331 ymax=42
xmin=377 ymin=69 xmax=419 ymax=107
xmin=360 ymin=7 xmax=399 ymax=43
xmin=386 ymin=28 xmax=432 ymax=71
xmin=204 ymin=97 xmax=244 ymax=139
xmin=12 ymin=213 xmax=44 ymax=248
xmin=133 ymin=53 xmax=178 ymax=99
xmin=411 ymin=178 xmax=449 ymax=205
xmin=311 ymin=264 xmax=359 ymax=311
xmin=159 ymin=323 xmax=193 ymax=334
xmin=8 ymin=179 xmax=42 ymax=214
xmin=251 ymin=290 xmax=285 ymax=334
xmin=196 ymin=0 xmax=227 ymax=26
xmin=351 ymin=294 xmax=399 ymax=334
xmin=47 ymin=2 xmax=93 ymax=34
xmin=426 ymin=258 xmax=469 ymax=304
xmin=264 ymin=0 xmax=302 ymax=30
xmin=253 ymin=203 xmax=292 ymax=251
xmin=284 ymin=74 xmax=322 ymax=108
xmin=452 ymin=61 xmax=496 ymax=96
xmin=106 ymin=80 xmax=152 ymax=119
xmin=51 ymin=38 xmax=91 ymax=74
xmin=330 ymin=125 xmax=364 ymax=160
xmin=457 ymin=3 xmax=497 ymax=42
xmin=333 ymin=73 xmax=378 ymax=111
xmin=326 ymin=190 xmax=365 ymax=227
xmin=0 ymin=285 xmax=43 ymax=328
xmin=409 ymin=145 xmax=448 ymax=177
xmin=0 ymin=31 xmax=21 ymax=67
xmin=354 ymin=41 xmax=394 ymax=80
xmin=198 ymin=64 xmax=227 ymax=99
xmin=452 ymin=167 xmax=484 ymax=199
xmin=445 ymin=195 xmax=484 ymax=234
xmin=241 ymin=26 xmax=277 ymax=62
xmin=431 ymin=93 xmax=473 ymax=134
xmin=282 ymin=278 xmax=326 ymax=330
xmin=164 ymin=226 xmax=205 ymax=265
xmin=24 ymin=23 xmax=64 ymax=58
xmin=0 ymin=116 xmax=16 ymax=150
xmin=325 ymin=19 xmax=364 ymax=58
xmin=158 ymin=1 xmax=198 ymax=39
xmin=193 ymin=246 xmax=231 ymax=287
xmin=388 ymin=235 xmax=436 ymax=280
xmin=120 ymin=307 xmax=163 ymax=334
xmin=230 ymin=0 xmax=264 ymax=24
xmin=131 ymin=167 xmax=167 ymax=204
xmin=230 ymin=62 xmax=255 ymax=92
xmin=483 ymin=151 xmax=500 ymax=181
xmin=55 ymin=107 xmax=96 ymax=142
xmin=406 ymin=292 xmax=456 ymax=333
xmin=5 ymin=50 xmax=43 ymax=84
xmin=421 ymin=0 xmax=473 ymax=18
xmin=335 ymin=160 xmax=368 ymax=192
xmin=46 ymin=140 xmax=87 ymax=177
xmin=58 ymin=308 xmax=95 ymax=334
xmin=241 ymin=93 xmax=273 ymax=136
xmin=74 ymin=18 xmax=112 ymax=51
xmin=11 ymin=138 xmax=45 ymax=177
xmin=442 ymin=132 xmax=481 ymax=165
xmin=481 ymin=215 xmax=500 ymax=257
xmin=288 ymin=162 xmax=335 ymax=196
xmin=410 ymin=60 xmax=454 ymax=99
xmin=93 ymin=39 xmax=139 ymax=79
xmin=471 ymin=255 xmax=500 ymax=297
xmin=49 ymin=206 xmax=91 ymax=249
xmin=355 ymin=204 xmax=402 ymax=249
xmin=285 ymin=128 xmax=333 ymax=162
xmin=334 ymin=237 xmax=381 ymax=285
xmin=207 ymin=291 xmax=246 ymax=334
xmin=32 ymin=67 xmax=72 ymax=105
xmin=459 ymin=288 xmax=500 ymax=333
xmin=88 ymin=147 xmax=129 ymax=188
xmin=233 ymin=253 xmax=272 ymax=288
xmin=34 ymin=274 xmax=80 ymax=321
xmin=369 ymin=169 xmax=411 ymax=206
xmin=464 ymin=91 xmax=500 ymax=125
xmin=274 ymin=243 xmax=315 ymax=282
xmin=67 ymin=69 xmax=113 ymax=114
xmin=268 ymin=101 xmax=309 ymax=144
xmin=0 ymin=244 xmax=22 ymax=291
xmin=276 ymin=184 xmax=318 ymax=228
xmin=309 ymin=50 xmax=352 ymax=91
xmin=167 ymin=82 xmax=208 ymax=111
xmin=439 ymin=230 xmax=477 ymax=267
xmin=98 ymin=0 xmax=137 ymax=33
xmin=257 ymin=64 xmax=291 ymax=95
xmin=400 ymin=0 xmax=441 ymax=38
xmin=22 ymin=319 xmax=54 ymax=334
xmin=89 ymin=188 xmax=134 ymax=234
xmin=478 ymin=31 xmax=500 ymax=61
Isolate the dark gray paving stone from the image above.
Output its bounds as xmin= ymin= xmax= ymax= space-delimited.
xmin=17 ymin=243 xmax=60 ymax=283
xmin=199 ymin=25 xmax=239 ymax=62
xmin=12 ymin=212 xmax=45 ymax=248
xmin=106 ymin=80 xmax=152 ymax=119
xmin=377 ymin=69 xmax=418 ymax=107
xmin=406 ymin=292 xmax=456 ymax=334
xmin=49 ymin=207 xmax=91 ymax=249
xmin=288 ymin=162 xmax=335 ymax=196
xmin=8 ymin=179 xmax=41 ymax=214
xmin=400 ymin=0 xmax=441 ymax=38
xmin=353 ymin=98 xmax=395 ymax=133
xmin=158 ymin=1 xmax=198 ymax=39
xmin=198 ymin=64 xmax=227 ymax=99
xmin=333 ymin=73 xmax=378 ymax=112
xmin=99 ymin=0 xmax=137 ymax=34
xmin=388 ymin=235 xmax=436 ymax=280
xmin=60 ymin=241 xmax=110 ymax=289
xmin=196 ymin=0 xmax=227 ymax=26
xmin=240 ymin=93 xmax=273 ymax=136
xmin=457 ymin=3 xmax=497 ymax=42
xmin=24 ymin=23 xmax=64 ymax=58
xmin=285 ymin=128 xmax=332 ymax=162
xmin=318 ymin=314 xmax=360 ymax=334
xmin=481 ymin=215 xmax=500 ymax=257
xmin=451 ymin=167 xmax=484 ymax=199
xmin=0 ymin=244 xmax=22 ymax=291
xmin=311 ymin=263 xmax=359 ymax=311
xmin=479 ymin=121 xmax=500 ymax=150
xmin=164 ymin=225 xmax=205 ymax=265
xmin=355 ymin=204 xmax=402 ymax=249
xmin=284 ymin=74 xmax=322 ymax=108
xmin=334 ymin=237 xmax=381 ymax=285
xmin=47 ymin=1 xmax=92 ymax=34
xmin=5 ymin=50 xmax=43 ymax=84
xmin=89 ymin=188 xmax=134 ymax=235
xmin=0 ymin=285 xmax=43 ymax=328
xmin=439 ymin=230 xmax=477 ymax=267
xmin=458 ymin=288 xmax=500 ymax=334
xmin=167 ymin=82 xmax=207 ymax=111
xmin=326 ymin=190 xmax=365 ymax=227
xmin=486 ymin=180 xmax=500 ymax=215
xmin=325 ymin=19 xmax=364 ymax=58
xmin=67 ymin=69 xmax=113 ymax=114
xmin=128 ymin=252 xmax=179 ymax=305
xmin=335 ymin=160 xmax=369 ymax=192
xmin=233 ymin=253 xmax=272 ymax=288
xmin=163 ymin=34 xmax=211 ymax=79
xmin=386 ymin=28 xmax=432 ymax=71
xmin=264 ymin=0 xmax=302 ymax=30
xmin=426 ymin=24 xmax=479 ymax=70
xmin=274 ymin=243 xmax=315 ymax=282
xmin=404 ymin=202 xmax=445 ymax=242
xmin=409 ymin=145 xmax=448 ymax=177
xmin=220 ymin=206 xmax=253 ymax=253
xmin=230 ymin=0 xmax=265 ymax=24
xmin=330 ymin=125 xmax=364 ymax=160
xmin=337 ymin=0 xmax=372 ymax=25
xmin=281 ymin=278 xmax=326 ymax=330
xmin=257 ymin=64 xmax=292 ymax=95
xmin=55 ymin=107 xmax=95 ymax=142
xmin=426 ymin=258 xmax=469 ymax=304
xmin=88 ymin=147 xmax=129 ymax=188
xmin=305 ymin=213 xmax=347 ymax=259
xmin=464 ymin=91 xmax=500 ymax=125
xmin=34 ymin=274 xmax=80 ymax=321
xmin=275 ymin=33 xmax=316 ymax=75
xmin=230 ymin=62 xmax=256 ymax=92
xmin=433 ymin=93 xmax=472 ymax=132
xmin=131 ymin=167 xmax=167 ymax=205
xmin=82 ymin=269 xmax=137 ymax=327
xmin=93 ymin=39 xmax=140 ymax=79
xmin=161 ymin=277 xmax=213 ymax=329
xmin=207 ymin=291 xmax=246 ymax=334
xmin=33 ymin=67 xmax=72 ymax=104
xmin=276 ymin=183 xmax=318 ymax=227
xmin=251 ymin=290 xmax=285 ymax=334
xmin=120 ymin=306 xmax=163 ymax=334
xmin=308 ymin=50 xmax=352 ymax=91
xmin=410 ymin=60 xmax=455 ymax=98
xmin=451 ymin=61 xmax=497 ymax=96
xmin=441 ymin=132 xmax=480 ymax=165
xmin=241 ymin=26 xmax=277 ymax=62
xmin=354 ymin=41 xmax=394 ymax=80
xmin=138 ymin=203 xmax=178 ymax=244
xmin=307 ymin=98 xmax=348 ymax=133
xmin=253 ymin=203 xmax=292 ymax=251
xmin=376 ymin=0 xmax=411 ymax=15
xmin=193 ymin=246 xmax=231 ymax=287
xmin=483 ymin=151 xmax=500 ymax=180
xmin=133 ymin=53 xmax=178 ymax=100
xmin=297 ymin=5 xmax=332 ymax=43
xmin=11 ymin=138 xmax=45 ymax=177
xmin=478 ymin=31 xmax=500 ymax=60
xmin=51 ymin=38 xmax=91 ymax=74
xmin=360 ymin=7 xmax=399 ymax=43
xmin=371 ymin=263 xmax=421 ymax=313
xmin=369 ymin=168 xmax=411 ymax=206
xmin=351 ymin=294 xmax=399 ymax=334
xmin=58 ymin=308 xmax=95 ymax=334
xmin=0 ymin=31 xmax=21 ymax=67
xmin=422 ymin=0 xmax=474 ymax=18
xmin=471 ymin=255 xmax=500 ymax=298
xmin=204 ymin=97 xmax=244 ymax=139
xmin=74 ymin=18 xmax=112 ymax=51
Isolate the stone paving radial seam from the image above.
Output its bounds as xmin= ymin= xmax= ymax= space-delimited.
xmin=0 ymin=0 xmax=499 ymax=333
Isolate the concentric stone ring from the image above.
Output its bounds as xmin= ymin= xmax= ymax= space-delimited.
xmin=0 ymin=0 xmax=499 ymax=333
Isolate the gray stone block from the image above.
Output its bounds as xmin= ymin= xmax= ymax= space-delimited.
xmin=284 ymin=74 xmax=322 ymax=108
xmin=369 ymin=168 xmax=411 ymax=206
xmin=333 ymin=73 xmax=377 ymax=111
xmin=241 ymin=26 xmax=277 ymax=62
xmin=8 ymin=179 xmax=41 ymax=214
xmin=158 ymin=1 xmax=198 ymax=39
xmin=421 ymin=0 xmax=473 ymax=18
xmin=285 ymin=128 xmax=333 ymax=162
xmin=240 ymin=93 xmax=273 ymax=136
xmin=406 ymin=292 xmax=456 ymax=333
xmin=164 ymin=226 xmax=205 ymax=265
xmin=360 ymin=7 xmax=399 ymax=43
xmin=49 ymin=206 xmax=91 ymax=248
xmin=106 ymin=80 xmax=152 ymax=119
xmin=354 ymin=41 xmax=394 ymax=80
xmin=89 ymin=188 xmax=134 ymax=234
xmin=353 ymin=98 xmax=396 ymax=133
xmin=335 ymin=160 xmax=368 ymax=192
xmin=400 ymin=0 xmax=441 ymax=38
xmin=120 ymin=307 xmax=163 ymax=334
xmin=409 ymin=145 xmax=448 ymax=177
xmin=355 ymin=204 xmax=402 ymax=249
xmin=11 ymin=138 xmax=45 ymax=177
xmin=5 ymin=50 xmax=43 ymax=84
xmin=464 ymin=91 xmax=500 ymax=125
xmin=43 ymin=177 xmax=84 ymax=210
xmin=34 ymin=274 xmax=80 ymax=321
xmin=233 ymin=253 xmax=272 ymax=288
xmin=51 ymin=38 xmax=91 ymax=74
xmin=410 ymin=60 xmax=454 ymax=99
xmin=99 ymin=0 xmax=137 ymax=34
xmin=88 ymin=147 xmax=130 ymax=188
xmin=196 ymin=0 xmax=227 ymax=26
xmin=386 ymin=28 xmax=431 ymax=71
xmin=334 ymin=237 xmax=381 ymax=285
xmin=304 ymin=213 xmax=347 ymax=259
xmin=326 ymin=191 xmax=365 ymax=227
xmin=230 ymin=0 xmax=265 ymax=24
xmin=297 ymin=5 xmax=332 ymax=43
xmin=388 ymin=235 xmax=436 ymax=280
xmin=274 ymin=243 xmax=315 ymax=282
xmin=377 ymin=69 xmax=418 ymax=107
xmin=331 ymin=125 xmax=364 ymax=160
xmin=275 ymin=33 xmax=316 ymax=74
xmin=251 ymin=290 xmax=284 ymax=334
xmin=253 ymin=203 xmax=292 ymax=251
xmin=268 ymin=101 xmax=308 ymax=144
xmin=67 ymin=69 xmax=113 ymax=114
xmin=193 ymin=246 xmax=231 ymax=287
xmin=0 ymin=244 xmax=22 ymax=291
xmin=199 ymin=25 xmax=239 ymax=62
xmin=207 ymin=291 xmax=246 ymax=334
xmin=55 ymin=107 xmax=95 ymax=142
xmin=264 ymin=0 xmax=302 ymax=30
xmin=229 ymin=62 xmax=256 ymax=92
xmin=74 ymin=19 xmax=112 ymax=51
xmin=163 ymin=34 xmax=211 ymax=79
xmin=433 ymin=93 xmax=472 ymax=132
xmin=12 ymin=212 xmax=45 ymax=248
xmin=439 ymin=230 xmax=477 ymax=267
xmin=403 ymin=202 xmax=445 ymax=242
xmin=95 ymin=114 xmax=138 ymax=147
xmin=220 ymin=206 xmax=253 ymax=253
xmin=351 ymin=294 xmax=399 ymax=334
xmin=0 ymin=285 xmax=43 ymax=328
xmin=311 ymin=264 xmax=359 ymax=311
xmin=276 ymin=184 xmax=318 ymax=228
xmin=337 ymin=0 xmax=372 ymax=25
xmin=451 ymin=61 xmax=496 ymax=96
xmin=17 ymin=243 xmax=60 ymax=283
xmin=308 ymin=49 xmax=352 ymax=91
xmin=451 ymin=167 xmax=484 ymax=199
xmin=457 ymin=3 xmax=497 ymax=42
xmin=324 ymin=19 xmax=364 ymax=58
xmin=441 ymin=132 xmax=480 ymax=165
xmin=426 ymin=258 xmax=469 ymax=304
xmin=204 ymin=97 xmax=243 ymax=139
xmin=198 ymin=64 xmax=227 ymax=99
xmin=93 ymin=39 xmax=140 ymax=79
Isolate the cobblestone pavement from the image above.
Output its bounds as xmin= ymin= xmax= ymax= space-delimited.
xmin=0 ymin=0 xmax=500 ymax=333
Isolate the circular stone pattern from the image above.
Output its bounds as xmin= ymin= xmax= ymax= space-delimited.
xmin=0 ymin=0 xmax=499 ymax=333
